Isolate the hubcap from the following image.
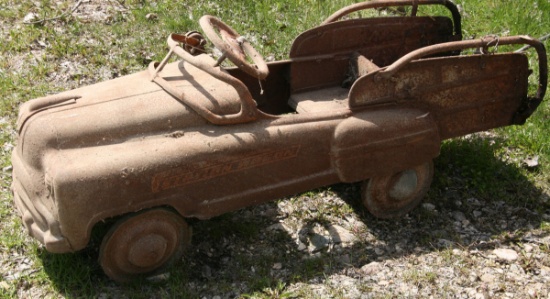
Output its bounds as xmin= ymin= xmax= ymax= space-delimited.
xmin=128 ymin=234 xmax=168 ymax=268
xmin=388 ymin=169 xmax=418 ymax=201
xmin=362 ymin=161 xmax=434 ymax=219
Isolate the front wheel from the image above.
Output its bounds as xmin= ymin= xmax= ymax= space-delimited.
xmin=99 ymin=208 xmax=191 ymax=282
xmin=362 ymin=161 xmax=434 ymax=219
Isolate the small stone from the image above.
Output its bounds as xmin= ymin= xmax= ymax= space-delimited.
xmin=467 ymin=197 xmax=481 ymax=206
xmin=473 ymin=210 xmax=482 ymax=218
xmin=145 ymin=13 xmax=158 ymax=20
xmin=202 ymin=265 xmax=212 ymax=278
xmin=480 ymin=273 xmax=495 ymax=283
xmin=309 ymin=233 xmax=329 ymax=252
xmin=438 ymin=239 xmax=454 ymax=248
xmin=23 ymin=12 xmax=39 ymax=23
xmin=146 ymin=272 xmax=170 ymax=282
xmin=361 ymin=261 xmax=382 ymax=275
xmin=337 ymin=254 xmax=351 ymax=265
xmin=327 ymin=224 xmax=356 ymax=244
xmin=3 ymin=142 xmax=13 ymax=152
xmin=5 ymin=272 xmax=20 ymax=281
xmin=346 ymin=218 xmax=367 ymax=232
xmin=394 ymin=244 xmax=404 ymax=254
xmin=267 ymin=223 xmax=290 ymax=232
xmin=422 ymin=203 xmax=436 ymax=211
xmin=509 ymin=263 xmax=525 ymax=275
xmin=374 ymin=247 xmax=385 ymax=255
xmin=272 ymin=262 xmax=282 ymax=270
xmin=242 ymin=210 xmax=253 ymax=219
xmin=378 ymin=280 xmax=390 ymax=286
xmin=0 ymin=281 xmax=9 ymax=290
xmin=297 ymin=242 xmax=307 ymax=251
xmin=524 ymin=244 xmax=534 ymax=253
xmin=493 ymin=248 xmax=518 ymax=262
xmin=452 ymin=248 xmax=462 ymax=255
xmin=523 ymin=156 xmax=539 ymax=169
xmin=452 ymin=211 xmax=467 ymax=222
xmin=212 ymin=296 xmax=221 ymax=299
xmin=475 ymin=292 xmax=488 ymax=299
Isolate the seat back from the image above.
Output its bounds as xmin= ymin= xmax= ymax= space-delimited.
xmin=289 ymin=16 xmax=458 ymax=93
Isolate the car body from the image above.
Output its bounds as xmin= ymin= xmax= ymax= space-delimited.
xmin=11 ymin=0 xmax=547 ymax=282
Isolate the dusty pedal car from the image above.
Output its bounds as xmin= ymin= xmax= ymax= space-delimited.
xmin=11 ymin=0 xmax=547 ymax=282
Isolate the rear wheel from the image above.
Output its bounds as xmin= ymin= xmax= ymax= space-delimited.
xmin=99 ymin=208 xmax=191 ymax=282
xmin=362 ymin=161 xmax=434 ymax=219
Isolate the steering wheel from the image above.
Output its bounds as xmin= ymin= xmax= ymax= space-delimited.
xmin=199 ymin=15 xmax=269 ymax=80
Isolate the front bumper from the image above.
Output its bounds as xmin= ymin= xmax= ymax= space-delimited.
xmin=11 ymin=158 xmax=72 ymax=253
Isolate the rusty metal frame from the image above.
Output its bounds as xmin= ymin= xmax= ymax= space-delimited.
xmin=148 ymin=34 xmax=262 ymax=125
xmin=289 ymin=0 xmax=461 ymax=94
xmin=348 ymin=35 xmax=547 ymax=139
xmin=375 ymin=35 xmax=548 ymax=117
xmin=322 ymin=0 xmax=462 ymax=38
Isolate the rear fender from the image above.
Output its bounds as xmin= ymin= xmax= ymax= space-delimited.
xmin=331 ymin=108 xmax=440 ymax=183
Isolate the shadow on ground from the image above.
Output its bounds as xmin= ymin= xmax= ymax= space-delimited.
xmin=39 ymin=136 xmax=550 ymax=298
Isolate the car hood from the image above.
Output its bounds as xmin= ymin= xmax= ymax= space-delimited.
xmin=16 ymin=60 xmax=241 ymax=170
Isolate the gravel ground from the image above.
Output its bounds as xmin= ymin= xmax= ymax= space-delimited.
xmin=170 ymin=182 xmax=550 ymax=299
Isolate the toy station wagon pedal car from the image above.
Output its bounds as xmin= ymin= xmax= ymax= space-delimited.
xmin=11 ymin=0 xmax=547 ymax=282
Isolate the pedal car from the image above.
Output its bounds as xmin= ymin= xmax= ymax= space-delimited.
xmin=11 ymin=0 xmax=547 ymax=282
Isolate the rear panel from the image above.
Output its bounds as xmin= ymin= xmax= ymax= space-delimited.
xmin=350 ymin=53 xmax=530 ymax=139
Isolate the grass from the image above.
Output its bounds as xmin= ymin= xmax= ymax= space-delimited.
xmin=0 ymin=0 xmax=549 ymax=298
xmin=403 ymin=268 xmax=438 ymax=286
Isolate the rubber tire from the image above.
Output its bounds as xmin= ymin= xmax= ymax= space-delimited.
xmin=362 ymin=161 xmax=434 ymax=219
xmin=99 ymin=208 xmax=191 ymax=283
